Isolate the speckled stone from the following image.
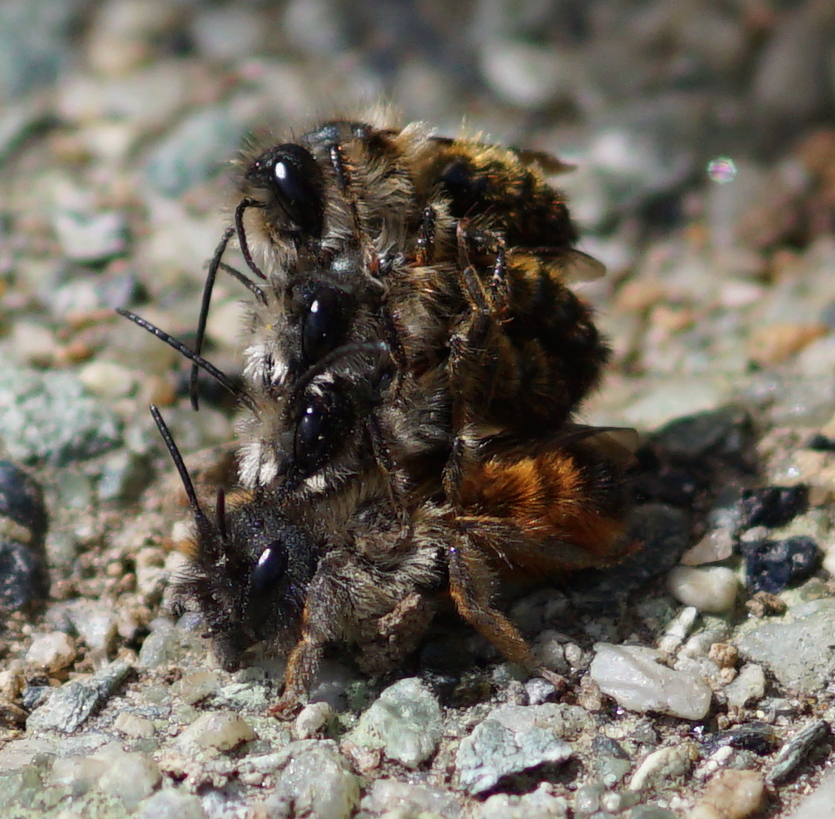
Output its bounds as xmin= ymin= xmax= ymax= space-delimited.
xmin=455 ymin=704 xmax=584 ymax=795
xmin=25 ymin=659 xmax=132 ymax=733
xmin=347 ymin=677 xmax=442 ymax=768
xmin=0 ymin=367 xmax=122 ymax=466
xmin=688 ymin=769 xmax=766 ymax=819
xmin=267 ymin=740 xmax=360 ymax=819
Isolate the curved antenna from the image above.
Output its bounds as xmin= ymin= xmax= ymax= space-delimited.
xmin=149 ymin=404 xmax=209 ymax=531
xmin=218 ymin=262 xmax=267 ymax=302
xmin=117 ymin=308 xmax=257 ymax=413
xmin=190 ymin=225 xmax=234 ymax=410
xmin=190 ymin=199 xmax=267 ymax=411
xmin=234 ymin=197 xmax=266 ymax=282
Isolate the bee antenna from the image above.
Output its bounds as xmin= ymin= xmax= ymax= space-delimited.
xmin=149 ymin=404 xmax=209 ymax=529
xmin=292 ymin=341 xmax=390 ymax=397
xmin=216 ymin=488 xmax=228 ymax=541
xmin=234 ymin=197 xmax=267 ymax=282
xmin=117 ymin=308 xmax=257 ymax=413
xmin=190 ymin=220 xmax=268 ymax=411
xmin=191 ymin=226 xmax=234 ymax=410
xmin=218 ymin=262 xmax=267 ymax=303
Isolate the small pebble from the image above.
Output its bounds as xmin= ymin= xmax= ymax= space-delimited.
xmin=681 ymin=528 xmax=735 ymax=566
xmin=25 ymin=631 xmax=77 ymax=672
xmin=53 ymin=209 xmax=128 ymax=263
xmin=481 ymin=783 xmax=569 ymax=819
xmin=455 ymin=703 xmax=583 ymax=794
xmin=10 ymin=322 xmax=56 ymax=366
xmin=113 ymin=712 xmax=155 ymax=738
xmin=26 ymin=658 xmax=132 ymax=733
xmin=77 ymin=360 xmax=137 ymax=399
xmin=294 ymin=700 xmax=332 ymax=739
xmin=725 ymin=664 xmax=766 ymax=710
xmin=95 ymin=747 xmax=161 ymax=809
xmin=171 ymin=668 xmax=219 ymax=705
xmin=738 ymin=485 xmax=809 ymax=530
xmin=741 ymin=536 xmax=820 ymax=594
xmin=590 ymin=644 xmax=713 ymax=720
xmin=629 ymin=743 xmax=698 ymax=792
xmin=767 ymin=719 xmax=830 ymax=784
xmin=347 ymin=677 xmax=442 ymax=768
xmin=138 ymin=789 xmax=207 ymax=819
xmin=269 ymin=740 xmax=360 ymax=819
xmin=48 ymin=754 xmax=108 ymax=793
xmin=175 ymin=711 xmax=256 ymax=752
xmin=688 ymin=769 xmax=766 ymax=819
xmin=0 ymin=367 xmax=122 ymax=466
xmin=667 ymin=566 xmax=739 ymax=613
xmin=361 ymin=778 xmax=463 ymax=818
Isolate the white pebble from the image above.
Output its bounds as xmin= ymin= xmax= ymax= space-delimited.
xmin=667 ymin=566 xmax=739 ymax=613
xmin=26 ymin=632 xmax=77 ymax=672
xmin=295 ymin=700 xmax=333 ymax=739
xmin=589 ymin=643 xmax=712 ymax=720
xmin=78 ymin=361 xmax=137 ymax=399
xmin=629 ymin=743 xmax=698 ymax=792
xmin=725 ymin=664 xmax=766 ymax=709
xmin=11 ymin=322 xmax=56 ymax=366
xmin=176 ymin=711 xmax=256 ymax=751
xmin=113 ymin=712 xmax=156 ymax=738
xmin=95 ymin=748 xmax=161 ymax=809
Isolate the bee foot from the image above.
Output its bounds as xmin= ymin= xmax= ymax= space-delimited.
xmin=268 ymin=694 xmax=306 ymax=720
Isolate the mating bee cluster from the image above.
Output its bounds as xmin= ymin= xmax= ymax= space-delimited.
xmin=123 ymin=115 xmax=635 ymax=715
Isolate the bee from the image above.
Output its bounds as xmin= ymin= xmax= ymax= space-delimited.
xmin=190 ymin=117 xmax=609 ymax=450
xmin=152 ymin=386 xmax=635 ymax=716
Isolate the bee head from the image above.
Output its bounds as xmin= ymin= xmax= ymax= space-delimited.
xmin=245 ymin=143 xmax=325 ymax=238
xmin=150 ymin=406 xmax=319 ymax=670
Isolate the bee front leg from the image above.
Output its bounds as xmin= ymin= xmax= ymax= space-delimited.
xmin=447 ymin=527 xmax=566 ymax=691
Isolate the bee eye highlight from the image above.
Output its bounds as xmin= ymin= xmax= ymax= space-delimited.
xmin=251 ymin=543 xmax=288 ymax=594
xmin=267 ymin=144 xmax=324 ymax=236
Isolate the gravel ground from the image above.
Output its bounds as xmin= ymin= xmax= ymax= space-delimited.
xmin=2 ymin=1 xmax=835 ymax=817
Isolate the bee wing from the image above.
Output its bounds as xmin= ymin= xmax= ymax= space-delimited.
xmin=579 ymin=427 xmax=641 ymax=467
xmin=509 ymin=147 xmax=576 ymax=176
xmin=508 ymin=248 xmax=606 ymax=283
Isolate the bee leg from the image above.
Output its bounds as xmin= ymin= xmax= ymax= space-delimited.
xmin=367 ymin=414 xmax=410 ymax=525
xmin=269 ymin=634 xmax=324 ymax=718
xmin=414 ymin=205 xmax=438 ymax=266
xmin=447 ymin=527 xmax=566 ymax=691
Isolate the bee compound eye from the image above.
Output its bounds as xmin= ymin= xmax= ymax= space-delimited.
xmin=302 ymin=285 xmax=344 ymax=364
xmin=251 ymin=543 xmax=288 ymax=595
xmin=293 ymin=389 xmax=349 ymax=476
xmin=269 ymin=144 xmax=325 ymax=235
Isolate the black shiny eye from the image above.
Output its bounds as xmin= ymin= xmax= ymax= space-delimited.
xmin=293 ymin=388 xmax=350 ymax=476
xmin=302 ymin=285 xmax=345 ymax=364
xmin=251 ymin=543 xmax=288 ymax=595
xmin=266 ymin=144 xmax=324 ymax=235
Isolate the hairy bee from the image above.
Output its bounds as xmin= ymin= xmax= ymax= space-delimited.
xmin=191 ymin=117 xmax=609 ymax=458
xmin=153 ymin=396 xmax=634 ymax=716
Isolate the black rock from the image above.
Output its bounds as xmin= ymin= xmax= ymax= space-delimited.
xmin=741 ymin=536 xmax=820 ymax=594
xmin=702 ymin=722 xmax=779 ymax=756
xmin=738 ymin=485 xmax=809 ymax=530
xmin=0 ymin=460 xmax=48 ymax=544
xmin=0 ymin=461 xmax=48 ymax=611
